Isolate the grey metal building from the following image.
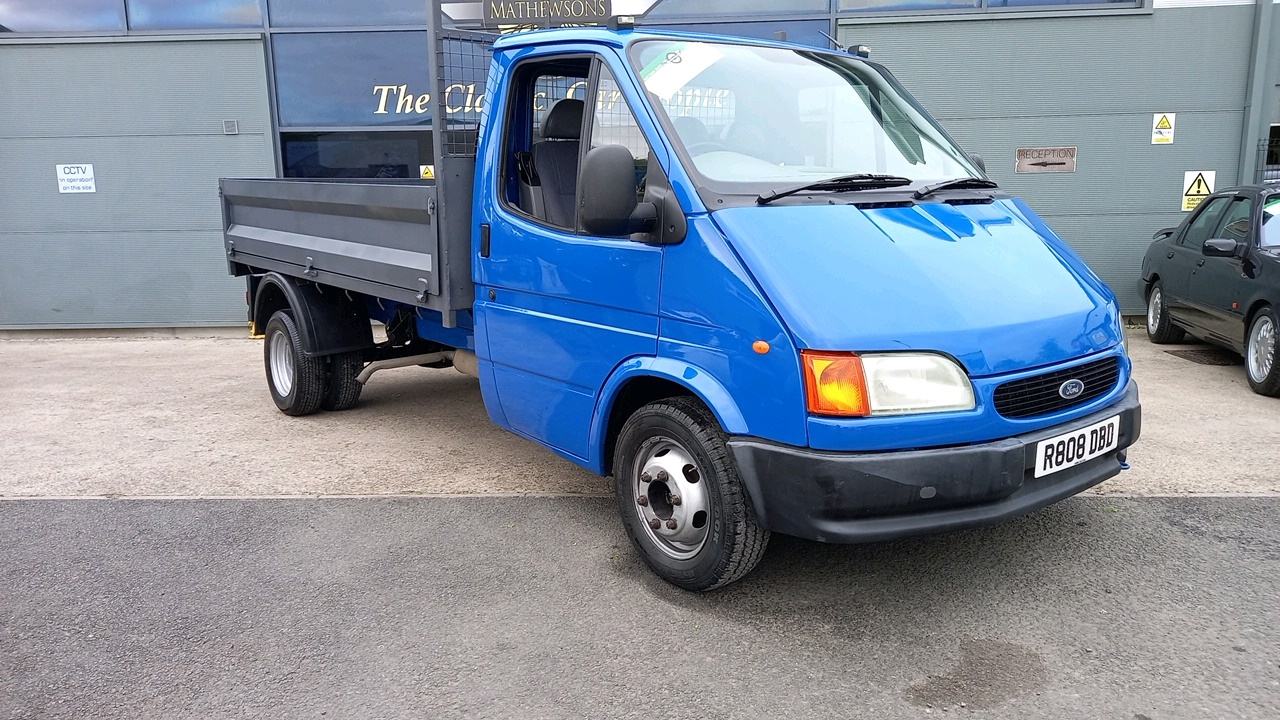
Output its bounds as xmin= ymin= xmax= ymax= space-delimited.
xmin=1 ymin=0 xmax=1277 ymax=328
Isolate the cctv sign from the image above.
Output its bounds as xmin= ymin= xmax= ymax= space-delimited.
xmin=56 ymin=164 xmax=96 ymax=193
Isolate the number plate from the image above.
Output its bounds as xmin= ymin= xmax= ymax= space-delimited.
xmin=1033 ymin=415 xmax=1120 ymax=479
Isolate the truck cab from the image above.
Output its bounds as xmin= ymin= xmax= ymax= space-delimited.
xmin=222 ymin=22 xmax=1140 ymax=591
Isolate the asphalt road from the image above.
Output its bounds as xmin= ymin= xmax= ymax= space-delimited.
xmin=3 ymin=496 xmax=1277 ymax=719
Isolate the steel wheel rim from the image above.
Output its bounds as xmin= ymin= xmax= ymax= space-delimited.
xmin=1147 ymin=288 xmax=1162 ymax=334
xmin=632 ymin=437 xmax=711 ymax=560
xmin=269 ymin=330 xmax=295 ymax=397
xmin=1248 ymin=316 xmax=1276 ymax=382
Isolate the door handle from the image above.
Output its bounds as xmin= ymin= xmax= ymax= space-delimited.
xmin=1196 ymin=259 xmax=1205 ymax=267
xmin=480 ymin=223 xmax=491 ymax=258
xmin=1166 ymin=252 xmax=1175 ymax=259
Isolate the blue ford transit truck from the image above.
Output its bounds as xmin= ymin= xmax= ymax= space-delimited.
xmin=221 ymin=8 xmax=1141 ymax=590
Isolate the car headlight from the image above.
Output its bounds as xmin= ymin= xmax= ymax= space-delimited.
xmin=802 ymin=351 xmax=975 ymax=417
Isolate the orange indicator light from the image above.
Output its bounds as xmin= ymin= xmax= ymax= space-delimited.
xmin=802 ymin=351 xmax=871 ymax=417
xmin=752 ymin=340 xmax=770 ymax=354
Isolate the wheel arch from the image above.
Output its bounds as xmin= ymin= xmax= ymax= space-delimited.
xmin=252 ymin=272 xmax=374 ymax=357
xmin=591 ymin=358 xmax=749 ymax=476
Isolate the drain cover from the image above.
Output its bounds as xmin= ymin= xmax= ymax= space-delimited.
xmin=1165 ymin=348 xmax=1243 ymax=366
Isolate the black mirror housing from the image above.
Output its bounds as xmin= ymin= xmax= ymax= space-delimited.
xmin=1153 ymin=227 xmax=1176 ymax=241
xmin=580 ymin=145 xmax=653 ymax=237
xmin=1203 ymin=237 xmax=1243 ymax=257
xmin=968 ymin=152 xmax=987 ymax=174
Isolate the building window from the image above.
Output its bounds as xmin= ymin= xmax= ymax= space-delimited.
xmin=654 ymin=19 xmax=832 ymax=47
xmin=281 ymin=131 xmax=433 ymax=178
xmin=265 ymin=0 xmax=426 ymax=28
xmin=0 ymin=0 xmax=126 ymax=33
xmin=643 ymin=0 xmax=831 ymax=17
xmin=272 ymin=31 xmax=431 ymax=127
xmin=125 ymin=0 xmax=263 ymax=30
xmin=838 ymin=0 xmax=1132 ymax=10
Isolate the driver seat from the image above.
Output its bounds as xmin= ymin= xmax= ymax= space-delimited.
xmin=531 ymin=99 xmax=584 ymax=228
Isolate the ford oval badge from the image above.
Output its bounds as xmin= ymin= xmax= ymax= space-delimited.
xmin=1059 ymin=379 xmax=1085 ymax=399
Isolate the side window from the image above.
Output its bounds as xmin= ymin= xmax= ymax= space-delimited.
xmin=501 ymin=58 xmax=591 ymax=230
xmin=1262 ymin=197 xmax=1280 ymax=249
xmin=1213 ymin=197 xmax=1253 ymax=244
xmin=587 ymin=65 xmax=652 ymax=204
xmin=1181 ymin=196 xmax=1229 ymax=250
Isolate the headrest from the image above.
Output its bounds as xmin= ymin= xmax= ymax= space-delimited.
xmin=542 ymin=98 xmax=584 ymax=140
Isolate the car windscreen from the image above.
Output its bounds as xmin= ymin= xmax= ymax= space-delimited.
xmin=628 ymin=39 xmax=980 ymax=193
xmin=1264 ymin=196 xmax=1280 ymax=249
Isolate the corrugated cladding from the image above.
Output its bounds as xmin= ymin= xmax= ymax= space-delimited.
xmin=839 ymin=6 xmax=1255 ymax=312
xmin=0 ymin=38 xmax=274 ymax=328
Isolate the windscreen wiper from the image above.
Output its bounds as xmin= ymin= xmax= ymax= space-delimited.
xmin=756 ymin=174 xmax=912 ymax=206
xmin=911 ymin=177 xmax=999 ymax=200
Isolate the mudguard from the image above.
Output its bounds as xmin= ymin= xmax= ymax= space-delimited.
xmin=253 ymin=272 xmax=373 ymax=357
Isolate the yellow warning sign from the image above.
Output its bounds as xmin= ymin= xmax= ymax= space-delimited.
xmin=1152 ymin=113 xmax=1176 ymax=144
xmin=420 ymin=164 xmax=435 ymax=180
xmin=1182 ymin=170 xmax=1215 ymax=211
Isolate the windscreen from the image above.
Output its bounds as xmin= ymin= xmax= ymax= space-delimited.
xmin=629 ymin=39 xmax=980 ymax=188
xmin=1264 ymin=196 xmax=1280 ymax=249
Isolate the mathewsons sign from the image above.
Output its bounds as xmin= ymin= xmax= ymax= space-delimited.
xmin=483 ymin=0 xmax=611 ymax=28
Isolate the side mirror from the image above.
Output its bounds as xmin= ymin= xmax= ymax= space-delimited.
xmin=1203 ymin=238 xmax=1243 ymax=257
xmin=1153 ymin=227 xmax=1176 ymax=241
xmin=967 ymin=152 xmax=987 ymax=174
xmin=579 ymin=145 xmax=657 ymax=237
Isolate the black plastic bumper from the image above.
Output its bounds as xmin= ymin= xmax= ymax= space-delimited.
xmin=728 ymin=381 xmax=1141 ymax=544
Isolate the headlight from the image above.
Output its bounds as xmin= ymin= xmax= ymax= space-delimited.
xmin=802 ymin=351 xmax=975 ymax=417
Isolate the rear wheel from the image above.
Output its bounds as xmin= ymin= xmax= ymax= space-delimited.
xmin=263 ymin=310 xmax=325 ymax=416
xmin=322 ymin=351 xmax=363 ymax=411
xmin=1146 ymin=281 xmax=1185 ymax=344
xmin=613 ymin=397 xmax=768 ymax=592
xmin=1246 ymin=307 xmax=1280 ymax=396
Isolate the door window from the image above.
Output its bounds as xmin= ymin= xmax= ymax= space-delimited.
xmin=1213 ymin=197 xmax=1253 ymax=244
xmin=587 ymin=64 xmax=653 ymax=206
xmin=1180 ymin=196 xmax=1229 ymax=250
xmin=1263 ymin=197 xmax=1280 ymax=249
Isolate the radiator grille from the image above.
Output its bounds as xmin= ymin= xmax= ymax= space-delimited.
xmin=992 ymin=357 xmax=1119 ymax=419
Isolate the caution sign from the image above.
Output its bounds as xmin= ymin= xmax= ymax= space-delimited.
xmin=1152 ymin=113 xmax=1175 ymax=145
xmin=1182 ymin=171 xmax=1215 ymax=211
xmin=420 ymin=164 xmax=435 ymax=180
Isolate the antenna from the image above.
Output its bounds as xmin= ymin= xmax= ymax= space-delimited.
xmin=818 ymin=29 xmax=844 ymax=52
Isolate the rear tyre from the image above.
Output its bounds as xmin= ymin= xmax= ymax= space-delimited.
xmin=1146 ymin=280 xmax=1185 ymax=344
xmin=322 ymin=351 xmax=364 ymax=411
xmin=263 ymin=310 xmax=326 ymax=416
xmin=1246 ymin=307 xmax=1280 ymax=396
xmin=613 ymin=397 xmax=769 ymax=592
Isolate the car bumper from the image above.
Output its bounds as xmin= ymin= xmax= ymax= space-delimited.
xmin=728 ymin=381 xmax=1141 ymax=544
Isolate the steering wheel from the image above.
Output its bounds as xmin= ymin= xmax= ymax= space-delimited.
xmin=685 ymin=141 xmax=730 ymax=157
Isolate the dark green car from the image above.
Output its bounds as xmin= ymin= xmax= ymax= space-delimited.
xmin=1141 ymin=184 xmax=1280 ymax=396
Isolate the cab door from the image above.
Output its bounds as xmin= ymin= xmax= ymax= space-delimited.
xmin=474 ymin=53 xmax=664 ymax=462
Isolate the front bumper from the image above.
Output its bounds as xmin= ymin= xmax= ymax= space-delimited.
xmin=728 ymin=381 xmax=1141 ymax=544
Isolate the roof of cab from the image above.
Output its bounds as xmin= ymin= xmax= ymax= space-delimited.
xmin=489 ymin=25 xmax=828 ymax=55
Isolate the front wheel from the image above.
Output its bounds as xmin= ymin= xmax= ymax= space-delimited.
xmin=1246 ymin=307 xmax=1280 ymax=396
xmin=1146 ymin=281 xmax=1185 ymax=344
xmin=263 ymin=310 xmax=326 ymax=416
xmin=613 ymin=397 xmax=768 ymax=591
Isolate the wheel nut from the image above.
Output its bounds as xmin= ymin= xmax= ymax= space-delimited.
xmin=656 ymin=470 xmax=669 ymax=482
xmin=666 ymin=519 xmax=677 ymax=530
xmin=637 ymin=496 xmax=648 ymax=507
xmin=648 ymin=518 xmax=662 ymax=530
xmin=669 ymin=494 xmax=682 ymax=506
xmin=640 ymin=472 xmax=651 ymax=483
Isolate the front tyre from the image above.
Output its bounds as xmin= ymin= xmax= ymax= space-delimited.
xmin=613 ymin=397 xmax=768 ymax=591
xmin=263 ymin=310 xmax=326 ymax=416
xmin=1146 ymin=280 xmax=1185 ymax=344
xmin=1246 ymin=307 xmax=1280 ymax=396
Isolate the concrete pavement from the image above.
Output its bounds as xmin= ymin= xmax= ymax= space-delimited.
xmin=1 ymin=328 xmax=1278 ymax=498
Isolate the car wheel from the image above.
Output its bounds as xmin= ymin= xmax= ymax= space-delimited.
xmin=322 ymin=351 xmax=363 ymax=411
xmin=1246 ymin=307 xmax=1280 ymax=396
xmin=613 ymin=397 xmax=769 ymax=592
xmin=263 ymin=310 xmax=326 ymax=416
xmin=1146 ymin=281 xmax=1185 ymax=344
